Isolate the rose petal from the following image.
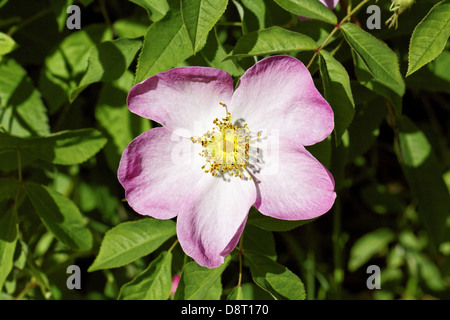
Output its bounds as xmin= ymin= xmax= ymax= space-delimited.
xmin=322 ymin=0 xmax=340 ymax=10
xmin=177 ymin=175 xmax=256 ymax=268
xmin=127 ymin=67 xmax=234 ymax=137
xmin=253 ymin=138 xmax=336 ymax=220
xmin=230 ymin=55 xmax=334 ymax=146
xmin=118 ymin=127 xmax=204 ymax=219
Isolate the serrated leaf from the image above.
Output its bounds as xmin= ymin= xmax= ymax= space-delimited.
xmin=135 ymin=3 xmax=194 ymax=83
xmin=274 ymin=0 xmax=337 ymax=24
xmin=69 ymin=38 xmax=142 ymax=102
xmin=181 ymin=0 xmax=228 ymax=53
xmin=396 ymin=116 xmax=450 ymax=248
xmin=118 ymin=251 xmax=173 ymax=300
xmin=130 ymin=0 xmax=169 ymax=22
xmin=245 ymin=250 xmax=305 ymax=300
xmin=0 ymin=32 xmax=17 ymax=56
xmin=407 ymin=0 xmax=450 ymax=76
xmin=174 ymin=255 xmax=230 ymax=300
xmin=319 ymin=50 xmax=355 ymax=144
xmin=341 ymin=23 xmax=405 ymax=90
xmin=0 ymin=205 xmax=18 ymax=292
xmin=0 ymin=129 xmax=107 ymax=165
xmin=226 ymin=26 xmax=317 ymax=60
xmin=0 ymin=59 xmax=49 ymax=137
xmin=348 ymin=228 xmax=395 ymax=272
xmin=351 ymin=49 xmax=404 ymax=115
xmin=88 ymin=219 xmax=176 ymax=271
xmin=25 ymin=182 xmax=93 ymax=251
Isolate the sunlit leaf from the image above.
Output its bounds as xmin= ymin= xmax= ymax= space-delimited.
xmin=181 ymin=0 xmax=228 ymax=53
xmin=69 ymin=38 xmax=142 ymax=102
xmin=348 ymin=228 xmax=395 ymax=272
xmin=319 ymin=50 xmax=355 ymax=144
xmin=129 ymin=0 xmax=169 ymax=22
xmin=174 ymin=255 xmax=230 ymax=300
xmin=118 ymin=251 xmax=173 ymax=300
xmin=341 ymin=23 xmax=405 ymax=91
xmin=407 ymin=0 xmax=450 ymax=76
xmin=245 ymin=250 xmax=305 ymax=300
xmin=274 ymin=0 xmax=337 ymax=24
xmin=25 ymin=182 xmax=93 ymax=251
xmin=88 ymin=219 xmax=176 ymax=271
xmin=135 ymin=2 xmax=194 ymax=83
xmin=226 ymin=26 xmax=317 ymax=60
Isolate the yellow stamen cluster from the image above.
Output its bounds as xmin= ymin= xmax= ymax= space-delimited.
xmin=191 ymin=103 xmax=256 ymax=180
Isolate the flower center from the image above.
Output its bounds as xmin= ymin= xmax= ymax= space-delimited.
xmin=191 ymin=103 xmax=258 ymax=179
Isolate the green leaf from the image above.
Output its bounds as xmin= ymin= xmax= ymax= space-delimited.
xmin=319 ymin=50 xmax=355 ymax=144
xmin=227 ymin=285 xmax=245 ymax=300
xmin=245 ymin=250 xmax=305 ymax=300
xmin=396 ymin=116 xmax=450 ymax=248
xmin=407 ymin=0 xmax=450 ymax=76
xmin=0 ymin=32 xmax=17 ymax=56
xmin=341 ymin=23 xmax=405 ymax=90
xmin=174 ymin=255 xmax=231 ymax=300
xmin=348 ymin=228 xmax=395 ymax=272
xmin=0 ymin=59 xmax=49 ymax=137
xmin=25 ymin=182 xmax=93 ymax=251
xmin=181 ymin=0 xmax=228 ymax=53
xmin=0 ymin=178 xmax=19 ymax=203
xmin=95 ymin=70 xmax=151 ymax=171
xmin=130 ymin=0 xmax=170 ymax=22
xmin=118 ymin=251 xmax=173 ymax=300
xmin=135 ymin=3 xmax=194 ymax=83
xmin=247 ymin=206 xmax=314 ymax=231
xmin=274 ymin=0 xmax=337 ymax=24
xmin=241 ymin=0 xmax=267 ymax=30
xmin=226 ymin=26 xmax=317 ymax=60
xmin=0 ymin=129 xmax=107 ymax=165
xmin=0 ymin=205 xmax=18 ymax=292
xmin=39 ymin=24 xmax=112 ymax=113
xmin=203 ymin=277 xmax=223 ymax=299
xmin=243 ymin=225 xmax=277 ymax=260
xmin=88 ymin=218 xmax=176 ymax=271
xmin=50 ymin=0 xmax=74 ymax=32
xmin=351 ymin=50 xmax=404 ymax=115
xmin=69 ymin=38 xmax=142 ymax=102
xmin=200 ymin=29 xmax=243 ymax=76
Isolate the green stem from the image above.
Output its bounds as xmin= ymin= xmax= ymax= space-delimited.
xmin=168 ymin=239 xmax=179 ymax=253
xmin=237 ymin=235 xmax=244 ymax=287
xmin=306 ymin=0 xmax=371 ymax=69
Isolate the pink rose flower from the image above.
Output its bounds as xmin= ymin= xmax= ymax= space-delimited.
xmin=118 ymin=56 xmax=336 ymax=268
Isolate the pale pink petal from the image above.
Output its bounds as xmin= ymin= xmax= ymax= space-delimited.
xmin=321 ymin=0 xmax=340 ymax=10
xmin=230 ymin=55 xmax=334 ymax=147
xmin=118 ymin=127 xmax=204 ymax=219
xmin=253 ymin=139 xmax=336 ymax=220
xmin=177 ymin=176 xmax=257 ymax=268
xmin=127 ymin=67 xmax=234 ymax=137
